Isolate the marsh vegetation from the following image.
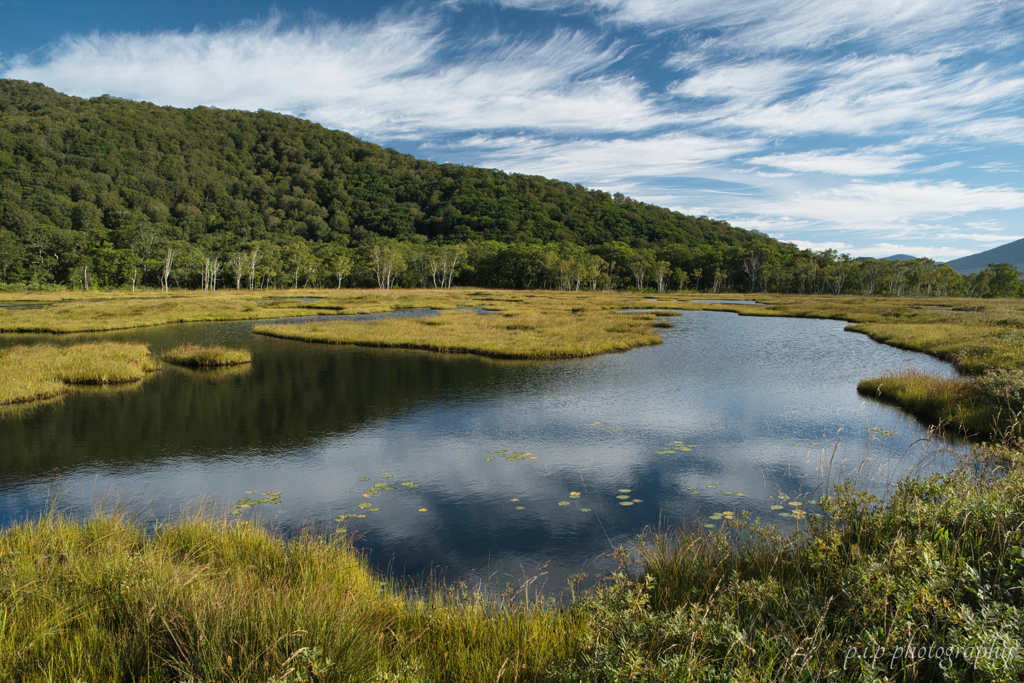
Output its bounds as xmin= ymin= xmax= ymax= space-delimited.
xmin=0 ymin=341 xmax=155 ymax=405
xmin=2 ymin=289 xmax=1023 ymax=680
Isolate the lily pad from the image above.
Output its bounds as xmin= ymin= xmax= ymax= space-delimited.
xmin=381 ymin=474 xmax=393 ymax=479
xmin=619 ymin=501 xmax=633 ymax=506
xmin=618 ymin=489 xmax=632 ymax=493
xmin=770 ymin=505 xmax=783 ymax=510
xmin=558 ymin=501 xmax=570 ymax=506
xmin=616 ymin=495 xmax=630 ymax=500
xmin=788 ymin=501 xmax=802 ymax=506
xmin=515 ymin=506 xmax=525 ymax=510
xmin=580 ymin=508 xmax=591 ymax=512
xmin=400 ymin=482 xmax=420 ymax=488
xmin=369 ymin=508 xmax=380 ymax=512
xmin=485 ymin=456 xmax=496 ymax=461
xmin=358 ymin=477 xmax=370 ymax=482
xmin=418 ymin=508 xmax=428 ymax=512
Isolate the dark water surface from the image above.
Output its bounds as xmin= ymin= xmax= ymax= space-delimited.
xmin=0 ymin=310 xmax=959 ymax=587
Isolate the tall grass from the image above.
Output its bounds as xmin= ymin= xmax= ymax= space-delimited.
xmin=162 ymin=344 xmax=252 ymax=368
xmin=0 ymin=341 xmax=155 ymax=405
xmin=0 ymin=507 xmax=585 ymax=682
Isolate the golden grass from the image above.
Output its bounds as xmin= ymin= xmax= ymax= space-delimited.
xmin=0 ymin=290 xmax=485 ymax=334
xmin=0 ymin=341 xmax=156 ymax=405
xmin=254 ymin=296 xmax=663 ymax=359
xmin=162 ymin=343 xmax=252 ymax=368
xmin=0 ymin=508 xmax=586 ymax=682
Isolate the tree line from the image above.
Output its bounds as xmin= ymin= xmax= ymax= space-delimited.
xmin=0 ymin=79 xmax=1015 ymax=297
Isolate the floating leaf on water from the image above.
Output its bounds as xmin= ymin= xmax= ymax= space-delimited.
xmin=245 ymin=490 xmax=256 ymax=494
xmin=558 ymin=501 xmax=570 ymax=506
xmin=358 ymin=477 xmax=370 ymax=482
xmin=510 ymin=498 xmax=519 ymax=502
xmin=788 ymin=501 xmax=802 ymax=506
xmin=359 ymin=503 xmax=373 ymax=509
xmin=264 ymin=492 xmax=281 ymax=496
xmin=369 ymin=508 xmax=380 ymax=512
xmin=335 ymin=528 xmax=347 ymax=534
xmin=528 ymin=456 xmax=538 ymax=460
xmin=515 ymin=506 xmax=525 ymax=510
xmin=778 ymin=494 xmax=790 ymax=500
xmin=704 ymin=524 xmax=715 ymax=528
xmin=734 ymin=493 xmax=746 ymax=497
xmin=485 ymin=456 xmax=496 ymax=461
xmin=487 ymin=450 xmax=508 ymax=453
xmin=706 ymin=485 xmax=718 ymax=489
xmin=710 ymin=513 xmax=723 ymax=520
xmin=580 ymin=508 xmax=591 ymax=512
xmin=656 ymin=450 xmax=675 ymax=455
xmin=335 ymin=513 xmax=366 ymax=522
xmin=779 ymin=513 xmax=792 ymax=517
xmin=618 ymin=489 xmax=631 ymax=493
xmin=418 ymin=508 xmax=428 ymax=512
xmin=677 ymin=447 xmax=691 ymax=451
xmin=230 ymin=510 xmax=241 ymax=515
xmin=632 ymin=499 xmax=643 ymax=504
xmin=400 ymin=482 xmax=420 ymax=488
xmin=616 ymin=495 xmax=630 ymax=500
xmin=770 ymin=505 xmax=783 ymax=510
xmin=381 ymin=474 xmax=393 ymax=479
xmin=619 ymin=501 xmax=633 ymax=506
xmin=591 ymin=422 xmax=601 ymax=426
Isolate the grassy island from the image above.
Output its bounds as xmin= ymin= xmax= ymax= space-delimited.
xmin=254 ymin=296 xmax=663 ymax=359
xmin=0 ymin=341 xmax=155 ymax=406
xmin=162 ymin=343 xmax=253 ymax=368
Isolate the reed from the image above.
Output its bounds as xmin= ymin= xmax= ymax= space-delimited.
xmin=162 ymin=343 xmax=252 ymax=368
xmin=0 ymin=341 xmax=155 ymax=405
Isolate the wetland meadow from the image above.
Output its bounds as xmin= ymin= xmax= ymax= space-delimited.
xmin=1 ymin=289 xmax=1023 ymax=681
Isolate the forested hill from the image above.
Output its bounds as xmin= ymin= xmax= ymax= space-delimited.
xmin=0 ymin=79 xmax=777 ymax=288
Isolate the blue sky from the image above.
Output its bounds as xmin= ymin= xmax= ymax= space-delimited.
xmin=2 ymin=0 xmax=1023 ymax=260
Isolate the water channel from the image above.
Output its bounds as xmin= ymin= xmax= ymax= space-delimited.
xmin=0 ymin=308 xmax=960 ymax=588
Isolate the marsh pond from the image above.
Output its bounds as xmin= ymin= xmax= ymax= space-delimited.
xmin=0 ymin=308 xmax=959 ymax=587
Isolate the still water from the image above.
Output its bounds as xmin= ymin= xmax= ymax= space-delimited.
xmin=0 ymin=309 xmax=959 ymax=587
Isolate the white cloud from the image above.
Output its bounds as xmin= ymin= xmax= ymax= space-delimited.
xmin=973 ymin=161 xmax=1021 ymax=173
xmin=749 ymin=180 xmax=1024 ymax=230
xmin=3 ymin=14 xmax=666 ymax=138
xmin=467 ymin=132 xmax=761 ymax=182
xmin=749 ymin=148 xmax=922 ymax=176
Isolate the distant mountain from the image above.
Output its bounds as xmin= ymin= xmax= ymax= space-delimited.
xmin=944 ymin=238 xmax=1024 ymax=275
xmin=879 ymin=254 xmax=918 ymax=262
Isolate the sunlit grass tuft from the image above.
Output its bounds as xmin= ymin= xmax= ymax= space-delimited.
xmin=0 ymin=341 xmax=155 ymax=405
xmin=162 ymin=343 xmax=252 ymax=368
